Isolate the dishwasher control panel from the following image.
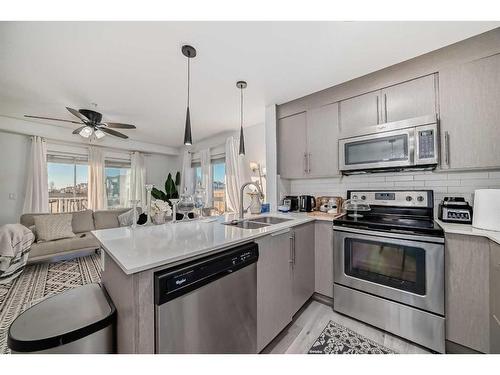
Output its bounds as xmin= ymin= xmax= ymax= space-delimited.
xmin=154 ymin=242 xmax=259 ymax=305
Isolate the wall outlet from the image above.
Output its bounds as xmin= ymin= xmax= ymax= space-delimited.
xmin=9 ymin=193 xmax=16 ymax=200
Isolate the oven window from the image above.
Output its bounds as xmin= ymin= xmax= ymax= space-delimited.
xmin=345 ymin=134 xmax=408 ymax=165
xmin=344 ymin=238 xmax=426 ymax=295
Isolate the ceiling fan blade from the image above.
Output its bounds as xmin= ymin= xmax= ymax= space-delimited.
xmin=101 ymin=122 xmax=136 ymax=129
xmin=72 ymin=126 xmax=87 ymax=134
xmin=24 ymin=115 xmax=82 ymax=124
xmin=99 ymin=127 xmax=129 ymax=139
xmin=66 ymin=107 xmax=90 ymax=123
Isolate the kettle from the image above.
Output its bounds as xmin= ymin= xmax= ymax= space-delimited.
xmin=299 ymin=195 xmax=316 ymax=212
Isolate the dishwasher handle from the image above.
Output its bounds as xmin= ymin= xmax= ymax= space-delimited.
xmin=154 ymin=242 xmax=259 ymax=305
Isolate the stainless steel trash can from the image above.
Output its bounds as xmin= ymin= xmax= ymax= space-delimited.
xmin=8 ymin=283 xmax=116 ymax=354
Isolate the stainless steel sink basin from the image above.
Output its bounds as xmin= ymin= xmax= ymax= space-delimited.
xmin=223 ymin=220 xmax=270 ymax=229
xmin=248 ymin=216 xmax=293 ymax=225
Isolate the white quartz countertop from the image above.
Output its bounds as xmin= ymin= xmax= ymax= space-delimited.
xmin=92 ymin=212 xmax=319 ymax=275
xmin=436 ymin=219 xmax=500 ymax=245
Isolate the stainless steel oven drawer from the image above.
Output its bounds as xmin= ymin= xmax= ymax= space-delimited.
xmin=334 ymin=284 xmax=445 ymax=353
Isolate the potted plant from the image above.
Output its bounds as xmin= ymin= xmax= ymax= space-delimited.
xmin=151 ymin=172 xmax=180 ymax=207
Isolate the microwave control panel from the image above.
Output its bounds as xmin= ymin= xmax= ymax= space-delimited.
xmin=418 ymin=129 xmax=435 ymax=159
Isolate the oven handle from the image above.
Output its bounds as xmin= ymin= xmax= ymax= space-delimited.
xmin=332 ymin=225 xmax=444 ymax=244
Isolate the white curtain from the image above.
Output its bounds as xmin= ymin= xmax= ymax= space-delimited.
xmin=23 ymin=136 xmax=49 ymax=213
xmin=225 ymin=136 xmax=245 ymax=213
xmin=199 ymin=148 xmax=213 ymax=207
xmin=130 ymin=151 xmax=146 ymax=207
xmin=88 ymin=146 xmax=107 ymax=210
xmin=180 ymin=149 xmax=194 ymax=195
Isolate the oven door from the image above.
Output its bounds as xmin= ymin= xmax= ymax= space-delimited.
xmin=339 ymin=128 xmax=415 ymax=172
xmin=333 ymin=227 xmax=444 ymax=315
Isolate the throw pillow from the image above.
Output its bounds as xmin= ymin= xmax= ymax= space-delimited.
xmin=34 ymin=214 xmax=76 ymax=242
xmin=118 ymin=209 xmax=135 ymax=227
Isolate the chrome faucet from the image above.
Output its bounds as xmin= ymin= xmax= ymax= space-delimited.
xmin=239 ymin=181 xmax=264 ymax=219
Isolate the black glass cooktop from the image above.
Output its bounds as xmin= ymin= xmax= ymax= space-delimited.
xmin=333 ymin=213 xmax=444 ymax=237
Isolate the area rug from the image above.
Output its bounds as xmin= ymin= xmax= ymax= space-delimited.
xmin=0 ymin=254 xmax=102 ymax=354
xmin=308 ymin=321 xmax=396 ymax=354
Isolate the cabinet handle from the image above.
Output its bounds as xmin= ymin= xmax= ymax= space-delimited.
xmin=292 ymin=232 xmax=296 ymax=265
xmin=376 ymin=96 xmax=380 ymax=124
xmin=308 ymin=153 xmax=312 ymax=174
xmin=303 ymin=152 xmax=308 ymax=174
xmin=289 ymin=234 xmax=294 ymax=264
xmin=384 ymin=93 xmax=388 ymax=123
xmin=444 ymin=131 xmax=450 ymax=166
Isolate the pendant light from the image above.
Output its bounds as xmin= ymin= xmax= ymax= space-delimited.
xmin=182 ymin=45 xmax=196 ymax=146
xmin=237 ymin=80 xmax=247 ymax=155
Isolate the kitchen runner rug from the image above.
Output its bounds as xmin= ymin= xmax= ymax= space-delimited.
xmin=308 ymin=321 xmax=396 ymax=354
xmin=0 ymin=253 xmax=102 ymax=354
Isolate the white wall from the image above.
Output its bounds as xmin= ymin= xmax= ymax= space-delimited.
xmin=287 ymin=169 xmax=500 ymax=217
xmin=144 ymin=153 xmax=181 ymax=189
xmin=0 ymin=132 xmax=30 ymax=225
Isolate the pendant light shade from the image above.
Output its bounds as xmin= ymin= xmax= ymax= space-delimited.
xmin=182 ymin=45 xmax=196 ymax=146
xmin=237 ymin=80 xmax=247 ymax=156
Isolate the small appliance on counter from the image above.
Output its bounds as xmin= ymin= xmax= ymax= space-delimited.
xmin=283 ymin=195 xmax=299 ymax=212
xmin=438 ymin=197 xmax=473 ymax=224
xmin=472 ymin=189 xmax=500 ymax=231
xmin=299 ymin=195 xmax=316 ymax=212
xmin=316 ymin=196 xmax=342 ymax=213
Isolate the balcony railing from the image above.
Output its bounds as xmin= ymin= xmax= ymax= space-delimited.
xmin=49 ymin=197 xmax=88 ymax=213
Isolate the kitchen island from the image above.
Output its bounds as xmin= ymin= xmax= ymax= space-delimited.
xmin=92 ymin=212 xmax=319 ymax=353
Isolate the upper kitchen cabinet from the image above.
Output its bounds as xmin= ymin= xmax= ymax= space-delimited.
xmin=381 ymin=74 xmax=437 ymax=123
xmin=439 ymin=53 xmax=500 ymax=170
xmin=339 ymin=74 xmax=437 ymax=133
xmin=278 ymin=103 xmax=340 ymax=179
xmin=339 ymin=90 xmax=380 ymax=133
xmin=278 ymin=112 xmax=308 ymax=179
xmin=306 ymin=102 xmax=339 ymax=177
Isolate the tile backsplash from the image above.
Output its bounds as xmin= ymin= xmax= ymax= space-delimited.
xmin=287 ymin=169 xmax=500 ymax=217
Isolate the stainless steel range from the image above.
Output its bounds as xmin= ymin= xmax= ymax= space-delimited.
xmin=333 ymin=190 xmax=445 ymax=353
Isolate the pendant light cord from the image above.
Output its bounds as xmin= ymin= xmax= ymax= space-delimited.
xmin=187 ymin=55 xmax=190 ymax=108
xmin=240 ymin=86 xmax=243 ymax=130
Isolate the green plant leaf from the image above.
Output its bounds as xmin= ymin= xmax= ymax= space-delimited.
xmin=175 ymin=171 xmax=181 ymax=186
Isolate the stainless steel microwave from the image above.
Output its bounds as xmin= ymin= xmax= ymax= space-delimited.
xmin=339 ymin=115 xmax=439 ymax=174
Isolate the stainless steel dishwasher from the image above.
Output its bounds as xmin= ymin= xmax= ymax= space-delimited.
xmin=154 ymin=242 xmax=258 ymax=354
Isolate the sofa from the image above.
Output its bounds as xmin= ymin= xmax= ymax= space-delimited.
xmin=20 ymin=208 xmax=131 ymax=263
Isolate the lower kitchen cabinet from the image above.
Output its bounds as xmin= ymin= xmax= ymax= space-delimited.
xmin=291 ymin=223 xmax=315 ymax=314
xmin=256 ymin=229 xmax=293 ymax=352
xmin=256 ymin=222 xmax=315 ymax=352
xmin=314 ymin=221 xmax=334 ymax=298
xmin=445 ymin=233 xmax=500 ymax=353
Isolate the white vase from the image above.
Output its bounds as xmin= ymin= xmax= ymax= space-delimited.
xmin=248 ymin=192 xmax=262 ymax=214
xmin=152 ymin=212 xmax=166 ymax=225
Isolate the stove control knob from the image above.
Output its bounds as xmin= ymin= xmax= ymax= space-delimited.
xmin=360 ymin=195 xmax=366 ymax=200
xmin=406 ymin=196 xmax=413 ymax=202
xmin=417 ymin=196 xmax=424 ymax=202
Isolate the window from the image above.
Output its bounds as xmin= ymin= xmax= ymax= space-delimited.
xmin=212 ymin=159 xmax=226 ymax=213
xmin=191 ymin=158 xmax=227 ymax=212
xmin=47 ymin=156 xmax=88 ymax=213
xmin=105 ymin=160 xmax=131 ymax=209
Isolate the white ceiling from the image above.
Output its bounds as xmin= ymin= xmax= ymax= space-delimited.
xmin=0 ymin=21 xmax=498 ymax=147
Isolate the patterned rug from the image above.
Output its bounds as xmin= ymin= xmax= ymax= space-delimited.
xmin=308 ymin=321 xmax=396 ymax=354
xmin=0 ymin=254 xmax=102 ymax=354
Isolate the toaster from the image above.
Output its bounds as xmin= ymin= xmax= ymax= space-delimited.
xmin=438 ymin=197 xmax=473 ymax=224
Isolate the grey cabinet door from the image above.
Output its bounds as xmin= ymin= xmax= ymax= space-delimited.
xmin=306 ymin=103 xmax=340 ymax=177
xmin=445 ymin=233 xmax=490 ymax=353
xmin=256 ymin=230 xmax=293 ymax=352
xmin=339 ymin=90 xmax=380 ymax=133
xmin=439 ymin=53 xmax=500 ymax=170
xmin=291 ymin=223 xmax=315 ymax=315
xmin=314 ymin=221 xmax=334 ymax=298
xmin=381 ymin=74 xmax=437 ymax=123
xmin=490 ymin=240 xmax=500 ymax=353
xmin=278 ymin=112 xmax=308 ymax=179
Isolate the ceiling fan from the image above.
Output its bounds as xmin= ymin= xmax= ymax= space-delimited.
xmin=24 ymin=107 xmax=136 ymax=139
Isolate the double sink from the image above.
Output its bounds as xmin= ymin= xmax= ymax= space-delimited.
xmin=223 ymin=216 xmax=292 ymax=229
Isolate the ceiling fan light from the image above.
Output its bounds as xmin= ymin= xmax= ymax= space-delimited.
xmin=79 ymin=126 xmax=93 ymax=138
xmin=94 ymin=129 xmax=105 ymax=139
